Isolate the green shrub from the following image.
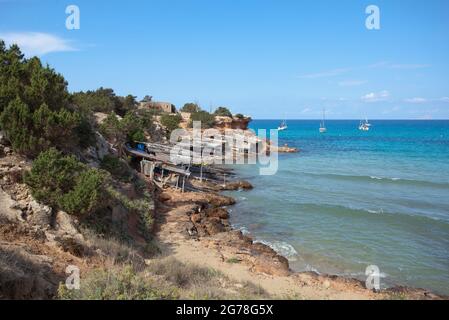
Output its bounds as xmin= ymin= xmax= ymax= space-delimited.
xmin=0 ymin=43 xmax=69 ymax=114
xmin=190 ymin=111 xmax=215 ymax=129
xmin=71 ymin=88 xmax=134 ymax=116
xmin=0 ymin=98 xmax=81 ymax=157
xmin=234 ymin=113 xmax=245 ymax=119
xmin=213 ymin=107 xmax=232 ymax=117
xmin=100 ymin=111 xmax=150 ymax=145
xmin=179 ymin=103 xmax=200 ymax=113
xmin=226 ymin=257 xmax=242 ymax=264
xmin=24 ymin=148 xmax=108 ymax=215
xmin=0 ymin=42 xmax=92 ymax=156
xmin=100 ymin=155 xmax=133 ymax=182
xmin=160 ymin=113 xmax=182 ymax=133
xmin=58 ymin=169 xmax=108 ymax=216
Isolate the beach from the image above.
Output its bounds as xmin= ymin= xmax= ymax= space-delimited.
xmin=151 ymin=155 xmax=446 ymax=299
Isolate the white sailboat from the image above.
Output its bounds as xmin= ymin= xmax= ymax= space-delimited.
xmin=319 ymin=109 xmax=327 ymax=133
xmin=359 ymin=118 xmax=371 ymax=131
xmin=278 ymin=119 xmax=287 ymax=131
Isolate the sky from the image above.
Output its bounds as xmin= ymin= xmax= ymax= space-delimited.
xmin=1 ymin=0 xmax=449 ymax=119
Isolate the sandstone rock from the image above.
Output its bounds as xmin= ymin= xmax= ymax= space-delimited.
xmin=221 ymin=180 xmax=253 ymax=191
xmin=27 ymin=200 xmax=52 ymax=228
xmin=0 ymin=188 xmax=23 ymax=222
xmin=82 ymin=131 xmax=115 ymax=167
xmin=252 ymin=254 xmax=290 ymax=276
xmin=3 ymin=147 xmax=12 ymax=155
xmin=55 ymin=211 xmax=79 ymax=235
xmin=207 ymin=194 xmax=235 ymax=207
xmin=0 ymin=130 xmax=5 ymax=144
xmin=58 ymin=235 xmax=85 ymax=257
xmin=185 ymin=222 xmax=198 ymax=237
xmin=0 ymin=243 xmax=60 ymax=299
xmin=204 ymin=217 xmax=226 ymax=235
xmin=204 ymin=207 xmax=229 ymax=219
xmin=158 ymin=193 xmax=171 ymax=202
xmin=191 ymin=213 xmax=202 ymax=224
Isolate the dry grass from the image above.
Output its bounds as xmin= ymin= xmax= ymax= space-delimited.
xmin=146 ymin=257 xmax=270 ymax=300
xmin=147 ymin=257 xmax=221 ymax=288
xmin=81 ymin=227 xmax=146 ymax=268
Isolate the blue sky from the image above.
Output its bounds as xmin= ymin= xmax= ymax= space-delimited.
xmin=1 ymin=0 xmax=449 ymax=119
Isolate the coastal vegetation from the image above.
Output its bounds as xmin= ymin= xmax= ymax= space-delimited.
xmin=57 ymin=258 xmax=268 ymax=300
xmin=0 ymin=41 xmax=88 ymax=157
xmin=100 ymin=111 xmax=148 ymax=145
xmin=24 ymin=148 xmax=109 ymax=216
xmin=189 ymin=110 xmax=216 ymax=129
xmin=180 ymin=102 xmax=201 ymax=113
xmin=160 ymin=113 xmax=182 ymax=133
xmin=214 ymin=106 xmax=233 ymax=117
xmin=72 ymin=88 xmax=137 ymax=117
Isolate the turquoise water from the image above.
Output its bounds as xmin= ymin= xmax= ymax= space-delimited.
xmin=224 ymin=120 xmax=449 ymax=295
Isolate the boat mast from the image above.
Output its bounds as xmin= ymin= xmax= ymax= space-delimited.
xmin=321 ymin=108 xmax=326 ymax=127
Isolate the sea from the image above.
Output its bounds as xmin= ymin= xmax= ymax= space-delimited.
xmin=223 ymin=120 xmax=449 ymax=295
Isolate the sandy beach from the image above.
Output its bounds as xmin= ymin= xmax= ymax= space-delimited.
xmin=152 ymin=173 xmax=444 ymax=300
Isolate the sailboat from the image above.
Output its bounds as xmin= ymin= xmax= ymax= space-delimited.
xmin=319 ymin=109 xmax=327 ymax=133
xmin=359 ymin=118 xmax=371 ymax=131
xmin=277 ymin=119 xmax=288 ymax=131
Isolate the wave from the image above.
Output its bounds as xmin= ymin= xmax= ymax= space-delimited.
xmin=304 ymin=172 xmax=449 ymax=189
xmin=296 ymin=202 xmax=449 ymax=227
xmin=235 ymin=226 xmax=250 ymax=236
xmin=254 ymin=239 xmax=299 ymax=261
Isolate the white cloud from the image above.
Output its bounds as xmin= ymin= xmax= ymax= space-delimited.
xmin=389 ymin=64 xmax=430 ymax=70
xmin=297 ymin=61 xmax=430 ymax=80
xmin=338 ymin=80 xmax=366 ymax=87
xmin=301 ymin=107 xmax=311 ymax=113
xmin=405 ymin=97 xmax=427 ymax=103
xmin=361 ymin=90 xmax=390 ymax=102
xmin=0 ymin=32 xmax=76 ymax=56
xmin=439 ymin=97 xmax=449 ymax=103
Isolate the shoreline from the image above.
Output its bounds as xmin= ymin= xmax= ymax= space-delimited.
xmin=152 ymin=166 xmax=446 ymax=300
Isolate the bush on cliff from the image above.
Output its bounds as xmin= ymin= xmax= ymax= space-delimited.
xmin=100 ymin=111 xmax=149 ymax=146
xmin=213 ymin=107 xmax=232 ymax=117
xmin=24 ymin=148 xmax=108 ymax=216
xmin=160 ymin=113 xmax=182 ymax=133
xmin=0 ymin=41 xmax=93 ymax=156
xmin=0 ymin=42 xmax=69 ymax=114
xmin=71 ymin=88 xmax=138 ymax=117
xmin=189 ymin=110 xmax=215 ymax=129
xmin=0 ymin=98 xmax=82 ymax=157
xmin=100 ymin=155 xmax=134 ymax=182
xmin=179 ymin=103 xmax=201 ymax=113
